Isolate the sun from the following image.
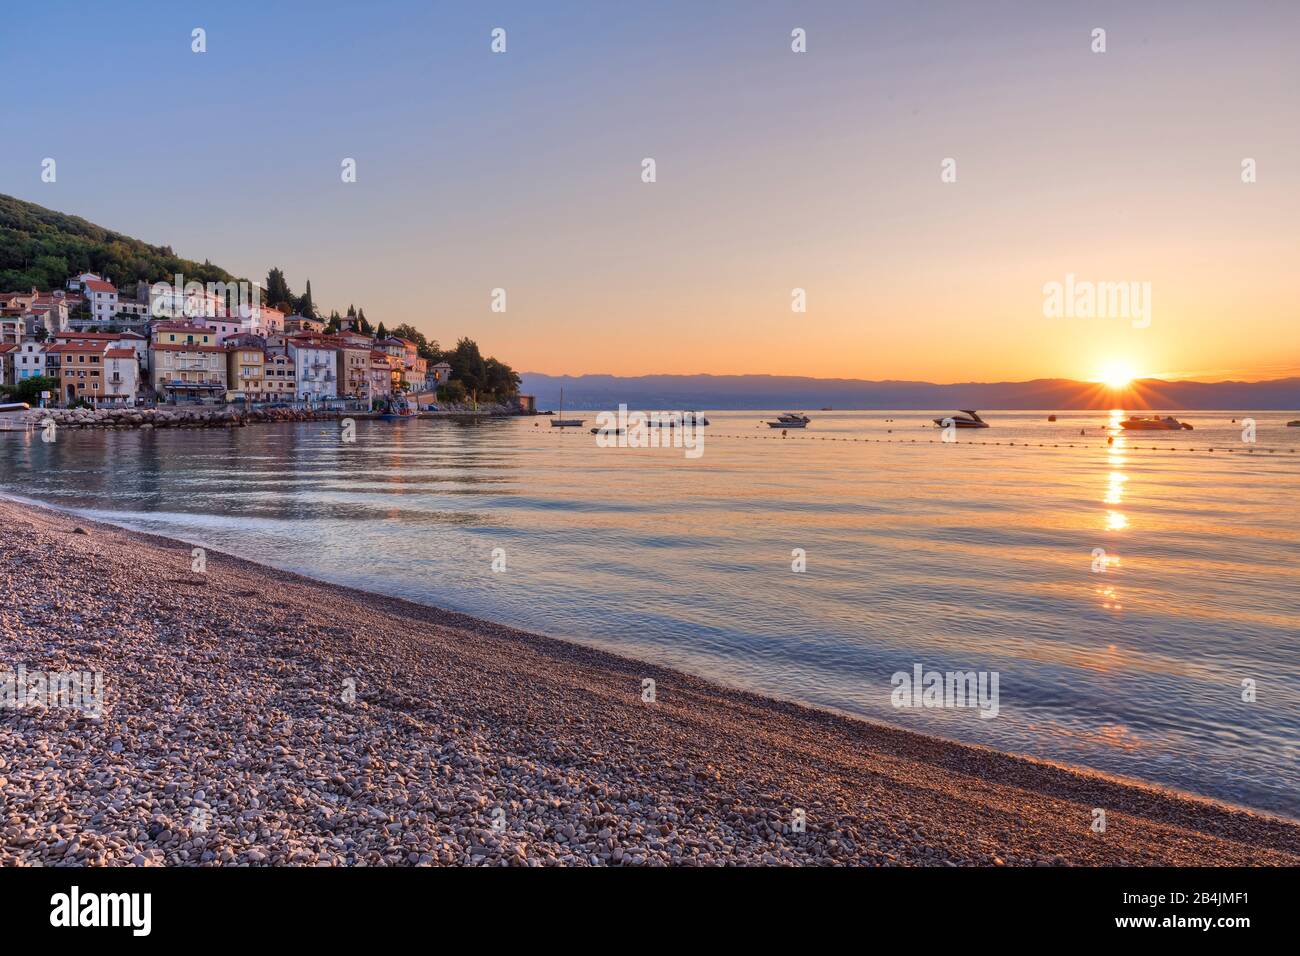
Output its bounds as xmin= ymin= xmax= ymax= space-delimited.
xmin=1097 ymin=360 xmax=1137 ymax=390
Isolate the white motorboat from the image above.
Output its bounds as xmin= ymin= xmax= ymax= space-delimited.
xmin=1119 ymin=415 xmax=1192 ymax=431
xmin=933 ymin=410 xmax=989 ymax=429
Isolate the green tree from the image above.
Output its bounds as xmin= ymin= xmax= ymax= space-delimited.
xmin=376 ymin=321 xmax=387 ymax=339
xmin=483 ymin=357 xmax=521 ymax=400
xmin=296 ymin=279 xmax=316 ymax=318
xmin=14 ymin=375 xmax=57 ymax=403
xmin=436 ymin=380 xmax=467 ymax=404
xmin=265 ymin=267 xmax=293 ymax=312
xmin=448 ymin=337 xmax=486 ymax=404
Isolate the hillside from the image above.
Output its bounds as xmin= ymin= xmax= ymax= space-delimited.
xmin=0 ymin=193 xmax=240 ymax=295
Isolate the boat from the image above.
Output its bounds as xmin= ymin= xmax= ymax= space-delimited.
xmin=1288 ymin=420 xmax=1300 ymax=427
xmin=1047 ymin=414 xmax=1057 ymax=422
xmin=378 ymin=393 xmax=416 ymax=421
xmin=1119 ymin=415 xmax=1192 ymax=431
xmin=932 ymin=410 xmax=990 ymax=429
xmin=549 ymin=388 xmax=584 ymax=427
xmin=820 ymin=406 xmax=833 ymax=411
xmin=766 ymin=419 xmax=807 ymax=428
xmin=0 ymin=402 xmax=36 ymax=432
xmin=776 ymin=412 xmax=811 ymax=423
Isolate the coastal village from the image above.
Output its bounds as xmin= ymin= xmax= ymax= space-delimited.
xmin=0 ymin=273 xmax=521 ymax=413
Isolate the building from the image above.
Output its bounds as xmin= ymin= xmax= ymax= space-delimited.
xmin=225 ymin=341 xmax=267 ymax=402
xmin=205 ymin=317 xmax=246 ymax=344
xmin=426 ymin=361 xmax=453 ymax=392
xmin=79 ymin=276 xmax=119 ymax=325
xmin=263 ymin=352 xmax=296 ymax=400
xmin=113 ymin=331 xmax=149 ymax=372
xmin=102 ymin=348 xmax=139 ymax=405
xmin=150 ymin=321 xmax=226 ymax=402
xmin=333 ymin=339 xmax=372 ymax=401
xmin=45 ymin=341 xmax=106 ymax=404
xmin=0 ymin=344 xmax=14 ymax=387
xmin=25 ymin=292 xmax=70 ymax=336
xmin=369 ymin=351 xmax=397 ymax=400
xmin=286 ymin=335 xmax=337 ymax=401
xmin=0 ymin=291 xmax=35 ymax=312
xmin=243 ymin=305 xmax=285 ymax=336
xmin=376 ymin=337 xmax=427 ymax=391
xmin=0 ymin=313 xmax=23 ymax=346
xmin=284 ymin=315 xmax=326 ymax=335
xmin=10 ymin=341 xmax=47 ymax=385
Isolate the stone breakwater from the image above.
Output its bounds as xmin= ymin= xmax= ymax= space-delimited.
xmin=1 ymin=499 xmax=1298 ymax=867
xmin=35 ymin=406 xmax=336 ymax=430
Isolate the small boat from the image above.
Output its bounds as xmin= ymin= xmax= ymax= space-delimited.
xmin=1119 ymin=415 xmax=1192 ymax=431
xmin=1047 ymin=414 xmax=1057 ymax=422
xmin=820 ymin=406 xmax=833 ymax=411
xmin=1288 ymin=420 xmax=1300 ymax=427
xmin=933 ymin=410 xmax=989 ymax=429
xmin=776 ymin=412 xmax=811 ymax=423
xmin=591 ymin=426 xmax=625 ymax=436
xmin=378 ymin=394 xmax=415 ymax=421
xmin=767 ymin=419 xmax=807 ymax=428
xmin=549 ymin=388 xmax=584 ymax=427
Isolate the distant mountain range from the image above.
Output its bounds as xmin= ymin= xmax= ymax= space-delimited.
xmin=518 ymin=373 xmax=1300 ymax=411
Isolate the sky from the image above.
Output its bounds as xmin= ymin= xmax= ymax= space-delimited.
xmin=3 ymin=0 xmax=1297 ymax=383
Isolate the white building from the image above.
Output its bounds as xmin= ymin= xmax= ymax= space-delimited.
xmin=205 ymin=317 xmax=246 ymax=344
xmin=102 ymin=348 xmax=139 ymax=405
xmin=80 ymin=276 xmax=119 ymax=325
xmin=114 ymin=331 xmax=149 ymax=372
xmin=11 ymin=341 xmax=47 ymax=383
xmin=287 ymin=336 xmax=337 ymax=401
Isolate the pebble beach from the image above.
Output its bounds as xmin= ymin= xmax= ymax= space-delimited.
xmin=2 ymin=497 xmax=1297 ymax=867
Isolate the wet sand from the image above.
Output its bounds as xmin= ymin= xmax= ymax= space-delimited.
xmin=1 ymin=498 xmax=1296 ymax=866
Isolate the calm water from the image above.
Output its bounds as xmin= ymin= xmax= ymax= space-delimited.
xmin=3 ymin=410 xmax=1298 ymax=816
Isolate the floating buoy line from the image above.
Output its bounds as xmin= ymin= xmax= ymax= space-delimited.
xmin=548 ymin=430 xmax=1297 ymax=454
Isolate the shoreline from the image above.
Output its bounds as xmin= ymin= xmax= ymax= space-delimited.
xmin=2 ymin=496 xmax=1297 ymax=865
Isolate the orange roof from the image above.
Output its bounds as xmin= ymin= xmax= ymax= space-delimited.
xmin=104 ymin=348 xmax=136 ymax=359
xmin=45 ymin=342 xmax=104 ymax=353
xmin=83 ymin=279 xmax=117 ymax=293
